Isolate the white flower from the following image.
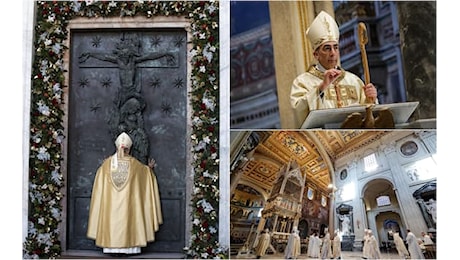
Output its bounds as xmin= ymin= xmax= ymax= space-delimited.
xmin=192 ymin=116 xmax=202 ymax=126
xmin=39 ymin=32 xmax=49 ymax=42
xmin=195 ymin=140 xmax=207 ymax=151
xmin=199 ymin=33 xmax=206 ymax=39
xmin=202 ymin=96 xmax=215 ymax=111
xmin=193 ymin=218 xmax=200 ymax=226
xmin=199 ymin=199 xmax=214 ymax=213
xmin=203 ymin=44 xmax=214 ymax=63
xmin=37 ymin=101 xmax=50 ymax=116
xmin=209 ymin=226 xmax=217 ymax=234
xmin=44 ymin=39 xmax=53 ymax=46
xmin=189 ymin=49 xmax=198 ymax=58
xmin=209 ymin=76 xmax=216 ymax=82
xmin=194 ymin=187 xmax=201 ymax=194
xmin=32 ymin=133 xmax=41 ymax=144
xmin=54 ymin=60 xmax=64 ymax=71
xmin=108 ymin=1 xmax=117 ymax=7
xmin=72 ymin=0 xmax=82 ymax=12
xmin=203 ymin=136 xmax=211 ymax=144
xmin=48 ymin=199 xmax=56 ymax=206
xmin=51 ymin=169 xmax=62 ymax=186
xmin=201 ymin=253 xmax=209 ymax=258
xmin=54 ymin=27 xmax=62 ymax=35
xmin=38 ymin=217 xmax=45 ymax=225
xmin=37 ymin=233 xmax=52 ymax=246
xmin=207 ymin=4 xmax=216 ymax=14
xmin=203 ymin=171 xmax=212 ymax=178
xmin=28 ymin=222 xmax=38 ymax=236
xmin=53 ymin=130 xmax=65 ymax=144
xmin=51 ymin=207 xmax=61 ymax=220
xmin=53 ymin=83 xmax=61 ymax=93
xmin=37 ymin=147 xmax=50 ymax=162
xmin=200 ymin=65 xmax=206 ymax=73
xmin=46 ymin=14 xmax=55 ymax=23
xmin=52 ymin=43 xmax=62 ymax=54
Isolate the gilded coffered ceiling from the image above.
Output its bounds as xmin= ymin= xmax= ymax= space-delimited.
xmin=235 ymin=130 xmax=389 ymax=198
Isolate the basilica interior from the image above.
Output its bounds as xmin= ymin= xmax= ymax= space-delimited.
xmin=230 ymin=130 xmax=436 ymax=258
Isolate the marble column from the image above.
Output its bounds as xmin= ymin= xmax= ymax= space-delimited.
xmin=396 ymin=2 xmax=436 ymax=120
xmin=382 ymin=141 xmax=427 ymax=234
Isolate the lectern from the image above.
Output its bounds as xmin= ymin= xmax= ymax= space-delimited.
xmin=300 ymin=102 xmax=420 ymax=129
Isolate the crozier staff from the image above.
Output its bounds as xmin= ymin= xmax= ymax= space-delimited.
xmin=290 ymin=11 xmax=378 ymax=128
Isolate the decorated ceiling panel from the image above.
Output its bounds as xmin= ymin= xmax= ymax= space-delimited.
xmin=237 ymin=130 xmax=389 ymax=198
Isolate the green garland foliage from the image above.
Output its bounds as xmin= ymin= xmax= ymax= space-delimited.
xmin=24 ymin=1 xmax=224 ymax=258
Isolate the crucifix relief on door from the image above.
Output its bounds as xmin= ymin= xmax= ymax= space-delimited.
xmin=67 ymin=29 xmax=188 ymax=253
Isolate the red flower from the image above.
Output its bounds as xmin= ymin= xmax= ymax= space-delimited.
xmin=200 ymin=103 xmax=206 ymax=110
xmin=207 ymin=126 xmax=214 ymax=132
xmin=210 ymin=146 xmax=216 ymax=153
xmin=200 ymin=160 xmax=206 ymax=168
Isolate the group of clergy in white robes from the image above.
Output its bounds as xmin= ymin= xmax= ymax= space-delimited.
xmin=306 ymin=232 xmax=321 ymax=258
xmin=284 ymin=227 xmax=301 ymax=259
xmin=305 ymin=228 xmax=343 ymax=259
xmin=362 ymin=229 xmax=381 ymax=259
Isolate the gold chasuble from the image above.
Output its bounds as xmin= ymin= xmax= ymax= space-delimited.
xmin=87 ymin=155 xmax=163 ymax=249
xmin=290 ymin=65 xmax=378 ymax=128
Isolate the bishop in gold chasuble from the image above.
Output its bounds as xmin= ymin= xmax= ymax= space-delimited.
xmin=87 ymin=132 xmax=163 ymax=253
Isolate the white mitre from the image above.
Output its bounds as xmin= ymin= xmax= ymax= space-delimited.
xmin=306 ymin=11 xmax=340 ymax=51
xmin=111 ymin=132 xmax=133 ymax=171
xmin=115 ymin=132 xmax=133 ymax=150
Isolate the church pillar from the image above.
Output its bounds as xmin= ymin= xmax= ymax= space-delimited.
xmin=328 ymin=192 xmax=335 ymax=238
xmin=381 ymin=141 xmax=427 ymax=234
xmin=396 ymin=2 xmax=436 ymax=120
xmin=348 ymin=159 xmax=367 ymax=249
xmin=415 ymin=131 xmax=437 ymax=155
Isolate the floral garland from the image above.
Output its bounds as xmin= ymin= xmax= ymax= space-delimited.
xmin=23 ymin=1 xmax=224 ymax=259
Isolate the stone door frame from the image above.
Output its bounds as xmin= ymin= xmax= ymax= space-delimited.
xmin=60 ymin=16 xmax=194 ymax=254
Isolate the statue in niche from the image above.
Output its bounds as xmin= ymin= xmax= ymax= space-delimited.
xmin=339 ymin=214 xmax=351 ymax=235
xmin=424 ymin=198 xmax=437 ymax=223
xmin=78 ymin=33 xmax=175 ymax=163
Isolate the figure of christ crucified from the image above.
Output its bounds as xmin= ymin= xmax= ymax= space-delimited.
xmin=78 ymin=34 xmax=176 ymax=107
xmin=78 ymin=33 xmax=176 ymax=163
